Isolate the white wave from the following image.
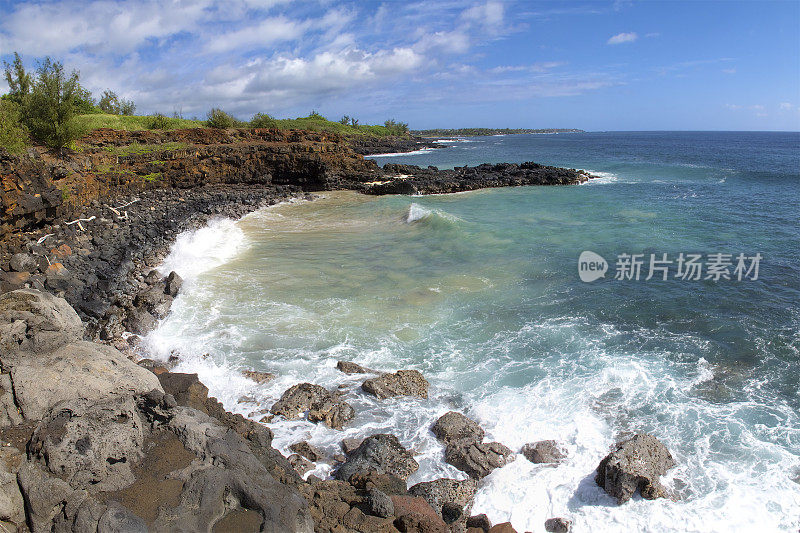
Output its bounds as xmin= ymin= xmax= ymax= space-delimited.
xmin=582 ymin=170 xmax=619 ymax=185
xmin=405 ymin=203 xmax=432 ymax=223
xmin=157 ymin=218 xmax=246 ymax=280
xmin=369 ymin=148 xmax=436 ymax=157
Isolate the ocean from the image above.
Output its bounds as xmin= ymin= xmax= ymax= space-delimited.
xmin=145 ymin=131 xmax=800 ymax=532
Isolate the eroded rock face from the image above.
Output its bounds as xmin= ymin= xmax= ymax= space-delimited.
xmin=9 ymin=340 xmax=162 ymax=421
xmin=29 ymin=396 xmax=145 ymax=492
xmin=431 ymin=412 xmax=485 ymax=444
xmin=335 ymin=434 xmax=419 ymax=482
xmin=595 ymin=433 xmax=675 ymax=504
xmin=362 ymin=370 xmax=429 ymax=399
xmin=521 ymin=440 xmax=566 ymax=465
xmin=444 ymin=440 xmax=514 ymax=480
xmin=409 ymin=478 xmax=478 ymax=532
xmin=271 ymin=382 xmax=355 ymax=429
xmin=0 ymin=288 xmax=83 ymax=355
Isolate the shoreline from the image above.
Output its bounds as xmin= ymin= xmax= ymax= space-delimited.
xmin=0 ymin=129 xmax=631 ymax=532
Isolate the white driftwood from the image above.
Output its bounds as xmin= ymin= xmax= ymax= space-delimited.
xmin=64 ymin=216 xmax=96 ymax=231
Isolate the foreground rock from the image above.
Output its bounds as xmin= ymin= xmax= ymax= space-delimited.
xmin=362 ymin=369 xmax=429 ymax=399
xmin=545 ymin=517 xmax=573 ymax=532
xmin=431 ymin=412 xmax=514 ymax=480
xmin=335 ymin=434 xmax=419 ymax=482
xmin=595 ymin=433 xmax=676 ymax=503
xmin=0 ymin=289 xmax=314 ymax=532
xmin=271 ymin=382 xmax=355 ymax=429
xmin=409 ymin=478 xmax=478 ymax=532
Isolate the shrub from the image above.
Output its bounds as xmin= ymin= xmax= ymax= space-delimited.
xmin=250 ymin=112 xmax=277 ymax=128
xmin=2 ymin=52 xmax=32 ymax=105
xmin=206 ymin=108 xmax=238 ymax=129
xmin=23 ymin=57 xmax=85 ymax=150
xmin=146 ymin=113 xmax=172 ymax=130
xmin=0 ymin=100 xmax=29 ymax=154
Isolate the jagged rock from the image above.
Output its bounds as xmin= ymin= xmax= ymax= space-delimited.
xmin=545 ymin=517 xmax=572 ymax=532
xmin=335 ymin=434 xmax=419 ymax=482
xmin=133 ymin=284 xmax=173 ymax=318
xmin=444 ymin=439 xmax=514 ymax=480
xmin=9 ymin=253 xmax=38 ymax=273
xmin=337 ymin=360 xmax=377 ymax=374
xmin=362 ymin=370 xmax=429 ymax=399
xmin=290 ymin=441 xmax=326 ymax=462
xmin=242 ymin=369 xmax=275 ymax=383
xmin=0 ymin=289 xmax=83 ymax=355
xmin=521 ymin=440 xmax=566 ymax=464
xmin=409 ymin=478 xmax=478 ymax=531
xmin=595 ymin=433 xmax=675 ymax=504
xmin=466 ymin=513 xmax=492 ymax=532
xmin=432 ymin=412 xmax=485 ymax=444
xmin=161 ymin=406 xmax=313 ymax=532
xmin=0 ymin=448 xmax=25 ymax=529
xmin=124 ymin=307 xmax=157 ymax=335
xmin=5 ymin=340 xmax=161 ymax=421
xmin=271 ymin=383 xmax=354 ymax=429
xmin=342 ymin=437 xmax=363 ymax=455
xmin=391 ymin=495 xmax=449 ymax=532
xmin=348 ymin=471 xmax=409 ymax=496
xmin=289 ymin=453 xmax=315 ymax=476
xmin=164 ymin=270 xmax=183 ymax=296
xmin=366 ymin=487 xmax=395 ymax=518
xmin=157 ymin=372 xmax=210 ymax=412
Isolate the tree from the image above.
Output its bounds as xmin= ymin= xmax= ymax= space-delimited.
xmin=339 ymin=115 xmax=350 ymax=125
xmin=23 ymin=57 xmax=84 ymax=149
xmin=2 ymin=52 xmax=32 ymax=104
xmin=206 ymin=108 xmax=238 ymax=128
xmin=98 ymin=89 xmax=136 ymax=115
xmin=350 ymin=117 xmax=359 ymax=127
xmin=0 ymin=100 xmax=29 ymax=154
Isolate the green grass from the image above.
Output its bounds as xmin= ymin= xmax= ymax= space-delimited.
xmin=142 ymin=172 xmax=163 ymax=182
xmin=75 ymin=114 xmax=204 ymax=132
xmin=74 ymin=112 xmax=408 ymax=138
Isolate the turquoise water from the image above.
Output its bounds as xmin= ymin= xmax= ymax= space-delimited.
xmin=148 ymin=132 xmax=800 ymax=532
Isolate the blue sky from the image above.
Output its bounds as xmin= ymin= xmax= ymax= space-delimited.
xmin=0 ymin=0 xmax=798 ymax=131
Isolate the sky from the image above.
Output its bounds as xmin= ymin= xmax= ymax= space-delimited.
xmin=0 ymin=0 xmax=798 ymax=131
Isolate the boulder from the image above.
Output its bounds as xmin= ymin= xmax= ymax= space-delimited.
xmin=366 ymin=487 xmax=395 ymax=518
xmin=97 ymin=501 xmax=148 ymax=533
xmin=466 ymin=513 xmax=492 ymax=532
xmin=290 ymin=441 xmax=326 ymax=462
xmin=347 ymin=470 xmax=409 ymax=496
xmin=29 ymin=396 xmax=144 ymax=492
xmin=595 ymin=433 xmax=675 ymax=504
xmin=164 ymin=270 xmax=183 ymax=296
xmin=391 ymin=495 xmax=449 ymax=533
xmin=133 ymin=284 xmax=173 ymax=318
xmin=7 ymin=340 xmax=162 ymax=421
xmin=271 ymin=383 xmax=354 ymax=429
xmin=545 ymin=517 xmax=572 ymax=533
xmin=157 ymin=372 xmax=210 ymax=412
xmin=0 ymin=448 xmax=25 ymax=529
xmin=124 ymin=307 xmax=158 ymax=335
xmin=335 ymin=434 xmax=419 ymax=482
xmin=521 ymin=440 xmax=566 ymax=464
xmin=444 ymin=439 xmax=514 ymax=480
xmin=0 ymin=289 xmax=83 ymax=356
xmin=289 ymin=454 xmax=315 ymax=476
xmin=431 ymin=412 xmax=485 ymax=444
xmin=362 ymin=370 xmax=429 ymax=399
xmin=9 ymin=253 xmax=38 ymax=273
xmin=0 ymin=271 xmax=30 ymax=292
xmin=488 ymin=523 xmax=517 ymax=533
xmin=342 ymin=437 xmax=363 ymax=455
xmin=409 ymin=478 xmax=478 ymax=531
xmin=336 ymin=360 xmax=377 ymax=374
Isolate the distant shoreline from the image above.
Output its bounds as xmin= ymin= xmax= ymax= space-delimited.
xmin=412 ymin=128 xmax=585 ymax=137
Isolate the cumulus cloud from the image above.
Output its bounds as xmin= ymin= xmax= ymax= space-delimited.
xmin=607 ymin=32 xmax=638 ymax=45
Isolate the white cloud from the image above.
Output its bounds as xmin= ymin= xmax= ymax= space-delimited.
xmin=607 ymin=32 xmax=638 ymax=45
xmin=205 ymin=17 xmax=307 ymax=53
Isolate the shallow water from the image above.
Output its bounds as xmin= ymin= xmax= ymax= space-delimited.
xmin=146 ymin=132 xmax=800 ymax=532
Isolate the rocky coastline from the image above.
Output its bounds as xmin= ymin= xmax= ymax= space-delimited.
xmin=0 ymin=128 xmax=673 ymax=532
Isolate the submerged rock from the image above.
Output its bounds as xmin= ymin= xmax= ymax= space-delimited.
xmin=241 ymin=369 xmax=275 ymax=383
xmin=335 ymin=433 xmax=419 ymax=482
xmin=362 ymin=369 xmax=429 ymax=399
xmin=336 ymin=360 xmax=377 ymax=374
xmin=290 ymin=441 xmax=326 ymax=462
xmin=595 ymin=433 xmax=675 ymax=504
xmin=444 ymin=439 xmax=514 ymax=480
xmin=521 ymin=440 xmax=566 ymax=465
